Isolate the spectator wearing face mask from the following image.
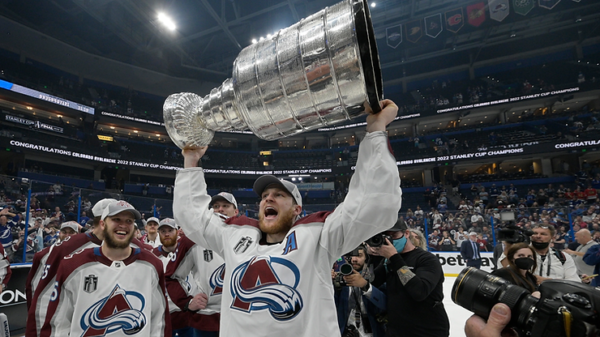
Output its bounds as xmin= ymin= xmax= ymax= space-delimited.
xmin=491 ymin=243 xmax=539 ymax=295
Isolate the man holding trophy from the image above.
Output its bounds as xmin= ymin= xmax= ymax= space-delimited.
xmin=165 ymin=0 xmax=401 ymax=335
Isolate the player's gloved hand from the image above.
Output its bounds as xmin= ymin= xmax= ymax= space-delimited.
xmin=188 ymin=293 xmax=209 ymax=311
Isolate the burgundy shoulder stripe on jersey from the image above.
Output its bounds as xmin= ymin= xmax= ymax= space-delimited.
xmin=292 ymin=211 xmax=333 ymax=227
xmin=225 ymin=215 xmax=259 ymax=228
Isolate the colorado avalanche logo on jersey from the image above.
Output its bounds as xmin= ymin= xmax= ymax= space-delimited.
xmin=80 ymin=284 xmax=146 ymax=336
xmin=209 ymin=263 xmax=226 ymax=295
xmin=230 ymin=256 xmax=303 ymax=321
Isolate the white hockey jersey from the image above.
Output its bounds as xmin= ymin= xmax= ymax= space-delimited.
xmin=174 ymin=131 xmax=402 ymax=337
xmin=40 ymin=246 xmax=170 ymax=337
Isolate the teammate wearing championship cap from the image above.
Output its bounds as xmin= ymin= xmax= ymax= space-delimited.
xmin=26 ymin=199 xmax=152 ymax=337
xmin=142 ymin=217 xmax=162 ymax=248
xmin=173 ymin=100 xmax=402 ymax=337
xmin=40 ymin=200 xmax=170 ymax=336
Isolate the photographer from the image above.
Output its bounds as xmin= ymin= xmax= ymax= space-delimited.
xmin=367 ymin=219 xmax=449 ymax=337
xmin=333 ymin=245 xmax=385 ymax=337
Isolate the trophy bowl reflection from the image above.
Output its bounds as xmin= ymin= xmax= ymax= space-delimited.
xmin=163 ymin=0 xmax=383 ymax=148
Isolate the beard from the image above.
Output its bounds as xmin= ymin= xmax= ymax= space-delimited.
xmin=259 ymin=206 xmax=296 ymax=235
xmin=103 ymin=226 xmax=134 ymax=249
xmin=161 ymin=235 xmax=177 ymax=249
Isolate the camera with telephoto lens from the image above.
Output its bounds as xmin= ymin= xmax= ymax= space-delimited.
xmin=453 ymin=267 xmax=600 ymax=337
xmin=366 ymin=233 xmax=392 ymax=247
xmin=497 ymin=224 xmax=533 ymax=244
xmin=333 ymin=248 xmax=360 ymax=288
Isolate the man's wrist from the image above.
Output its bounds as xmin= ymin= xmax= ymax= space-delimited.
xmin=184 ymin=298 xmax=199 ymax=312
xmin=361 ymin=281 xmax=370 ymax=292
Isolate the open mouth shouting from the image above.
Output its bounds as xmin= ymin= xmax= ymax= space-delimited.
xmin=264 ymin=206 xmax=278 ymax=221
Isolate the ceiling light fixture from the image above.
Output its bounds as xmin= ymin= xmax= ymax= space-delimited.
xmin=157 ymin=12 xmax=177 ymax=31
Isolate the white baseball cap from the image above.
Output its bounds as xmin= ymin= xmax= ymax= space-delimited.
xmin=101 ymin=200 xmax=141 ymax=220
xmin=146 ymin=217 xmax=160 ymax=225
xmin=253 ymin=175 xmax=302 ymax=207
xmin=158 ymin=218 xmax=177 ymax=230
xmin=92 ymin=198 xmax=118 ymax=217
xmin=60 ymin=221 xmax=79 ymax=233
xmin=210 ymin=192 xmax=238 ymax=209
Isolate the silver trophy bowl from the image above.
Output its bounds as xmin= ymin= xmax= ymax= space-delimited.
xmin=164 ymin=0 xmax=383 ymax=148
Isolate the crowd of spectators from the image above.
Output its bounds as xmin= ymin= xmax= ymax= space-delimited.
xmin=400 ymin=166 xmax=600 ymax=253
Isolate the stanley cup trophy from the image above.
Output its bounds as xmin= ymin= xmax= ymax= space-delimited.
xmin=164 ymin=0 xmax=383 ymax=148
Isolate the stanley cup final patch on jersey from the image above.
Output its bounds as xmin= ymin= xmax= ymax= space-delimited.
xmin=233 ymin=236 xmax=253 ymax=254
xmin=84 ymin=275 xmax=98 ymax=293
xmin=204 ymin=249 xmax=213 ymax=262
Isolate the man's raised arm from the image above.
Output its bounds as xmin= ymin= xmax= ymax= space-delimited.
xmin=322 ymin=100 xmax=403 ymax=257
xmin=174 ymin=146 xmax=226 ymax=256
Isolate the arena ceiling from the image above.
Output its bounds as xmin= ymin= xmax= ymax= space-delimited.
xmin=1 ymin=0 xmax=599 ymax=84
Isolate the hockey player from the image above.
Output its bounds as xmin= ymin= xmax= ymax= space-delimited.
xmin=151 ymin=218 xmax=191 ymax=334
xmin=162 ymin=192 xmax=237 ymax=337
xmin=26 ymin=198 xmax=153 ymax=337
xmin=143 ymin=217 xmax=162 ymax=248
xmin=26 ymin=221 xmax=80 ymax=310
xmin=39 ymin=200 xmax=170 ymax=336
xmin=173 ymin=100 xmax=402 ymax=336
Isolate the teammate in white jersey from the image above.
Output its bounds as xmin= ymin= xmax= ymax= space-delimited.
xmin=40 ymin=200 xmax=170 ymax=337
xmin=26 ymin=221 xmax=79 ymax=309
xmin=173 ymin=100 xmax=402 ymax=337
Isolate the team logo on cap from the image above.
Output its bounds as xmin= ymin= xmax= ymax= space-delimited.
xmin=229 ymin=256 xmax=303 ymax=321
xmin=81 ymin=284 xmax=146 ymax=336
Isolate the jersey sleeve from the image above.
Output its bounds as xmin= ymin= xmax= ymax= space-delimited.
xmin=165 ymin=238 xmax=197 ymax=309
xmin=40 ymin=264 xmax=74 ymax=337
xmin=320 ymin=131 xmax=402 ymax=259
xmin=173 ymin=167 xmax=227 ymax=256
xmin=151 ymin=262 xmax=172 ymax=337
xmin=0 ymin=244 xmax=11 ymax=287
xmin=26 ymin=249 xmax=47 ymax=311
xmin=388 ymin=253 xmax=443 ymax=302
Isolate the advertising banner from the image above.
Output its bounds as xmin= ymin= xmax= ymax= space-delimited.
xmin=0 ymin=79 xmax=94 ymax=114
xmin=489 ymin=0 xmax=510 ymax=22
xmin=436 ymin=252 xmax=494 ymax=275
xmin=405 ymin=20 xmax=423 ymax=43
xmin=445 ymin=8 xmax=465 ymax=33
xmin=513 ymin=0 xmax=535 ymax=15
xmin=538 ymin=0 xmax=561 ymax=9
xmin=425 ymin=14 xmax=443 ymax=38
xmin=386 ymin=24 xmax=403 ymax=49
xmin=467 ymin=2 xmax=487 ymax=27
xmin=0 ymin=265 xmax=31 ymax=334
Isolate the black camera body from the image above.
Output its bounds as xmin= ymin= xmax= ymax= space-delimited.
xmin=497 ymin=224 xmax=533 ymax=244
xmin=366 ymin=233 xmax=392 ymax=247
xmin=453 ymin=267 xmax=600 ymax=337
xmin=333 ymin=248 xmax=360 ymax=288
